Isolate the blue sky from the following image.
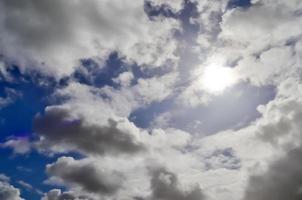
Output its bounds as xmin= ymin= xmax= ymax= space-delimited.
xmin=0 ymin=0 xmax=302 ymax=200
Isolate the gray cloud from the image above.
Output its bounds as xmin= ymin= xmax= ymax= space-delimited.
xmin=255 ymin=86 xmax=302 ymax=146
xmin=0 ymin=181 xmax=23 ymax=200
xmin=34 ymin=107 xmax=145 ymax=156
xmin=203 ymin=148 xmax=241 ymax=171
xmin=46 ymin=157 xmax=124 ymax=196
xmin=244 ymin=146 xmax=302 ymax=200
xmin=41 ymin=189 xmax=93 ymax=200
xmin=147 ymin=168 xmax=206 ymax=200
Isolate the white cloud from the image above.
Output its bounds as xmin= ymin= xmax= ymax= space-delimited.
xmin=1 ymin=138 xmax=31 ymax=155
xmin=0 ymin=0 xmax=179 ymax=78
xmin=234 ymin=46 xmax=295 ymax=86
xmin=112 ymin=72 xmax=134 ymax=87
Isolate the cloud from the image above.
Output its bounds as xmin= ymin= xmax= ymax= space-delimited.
xmin=181 ymin=0 xmax=302 ymax=107
xmin=234 ymin=47 xmax=294 ymax=85
xmin=202 ymin=148 xmax=241 ymax=171
xmin=46 ymin=157 xmax=124 ymax=196
xmin=220 ymin=0 xmax=302 ymax=50
xmin=0 ymin=174 xmax=10 ymax=182
xmin=246 ymin=77 xmax=302 ymax=147
xmin=112 ymin=71 xmax=134 ymax=87
xmin=16 ymin=181 xmax=33 ymax=191
xmin=0 ymin=181 xmax=23 ymax=200
xmin=218 ymin=0 xmax=302 ymax=86
xmin=238 ymin=76 xmax=302 ymax=199
xmin=147 ymin=167 xmax=206 ymax=200
xmin=34 ymin=107 xmax=145 ymax=156
xmin=37 ymin=108 xmax=208 ymax=199
xmin=41 ymin=189 xmax=93 ymax=200
xmin=1 ymin=138 xmax=31 ymax=155
xmin=0 ymin=61 xmax=13 ymax=82
xmin=0 ymin=0 xmax=179 ymax=78
xmin=244 ymin=145 xmax=302 ymax=200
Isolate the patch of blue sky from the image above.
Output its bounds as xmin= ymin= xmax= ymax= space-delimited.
xmin=0 ymin=66 xmax=58 ymax=140
xmin=74 ymin=52 xmax=127 ymax=88
xmin=130 ymin=83 xmax=275 ymax=135
xmin=0 ymin=66 xmax=83 ymax=200
xmin=227 ymin=0 xmax=251 ymax=9
xmin=129 ymin=97 xmax=175 ymax=129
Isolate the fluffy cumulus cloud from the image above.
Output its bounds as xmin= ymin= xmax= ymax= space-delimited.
xmin=0 ymin=181 xmax=23 ymax=200
xmin=0 ymin=0 xmax=179 ymax=78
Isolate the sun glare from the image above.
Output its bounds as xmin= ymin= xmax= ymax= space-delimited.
xmin=201 ymin=65 xmax=237 ymax=94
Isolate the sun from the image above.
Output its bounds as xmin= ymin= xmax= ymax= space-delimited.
xmin=201 ymin=65 xmax=237 ymax=94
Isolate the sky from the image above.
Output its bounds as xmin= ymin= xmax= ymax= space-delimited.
xmin=0 ymin=0 xmax=301 ymax=200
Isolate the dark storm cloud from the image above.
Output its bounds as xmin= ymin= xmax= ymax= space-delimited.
xmin=244 ymin=146 xmax=302 ymax=200
xmin=148 ymin=168 xmax=206 ymax=200
xmin=34 ymin=107 xmax=145 ymax=156
xmin=47 ymin=157 xmax=123 ymax=196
